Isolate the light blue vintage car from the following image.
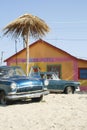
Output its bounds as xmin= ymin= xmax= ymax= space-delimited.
xmin=29 ymin=71 xmax=80 ymax=94
xmin=0 ymin=66 xmax=49 ymax=105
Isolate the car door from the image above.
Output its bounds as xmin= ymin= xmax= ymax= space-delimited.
xmin=46 ymin=73 xmax=63 ymax=92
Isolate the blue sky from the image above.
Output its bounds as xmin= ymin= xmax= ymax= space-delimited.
xmin=0 ymin=0 xmax=87 ymax=64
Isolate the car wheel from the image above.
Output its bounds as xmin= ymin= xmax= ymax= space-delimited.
xmin=64 ymin=86 xmax=74 ymax=94
xmin=0 ymin=91 xmax=10 ymax=105
xmin=32 ymin=95 xmax=43 ymax=102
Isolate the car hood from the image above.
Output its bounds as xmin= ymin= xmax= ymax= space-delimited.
xmin=9 ymin=76 xmax=43 ymax=86
xmin=8 ymin=76 xmax=43 ymax=92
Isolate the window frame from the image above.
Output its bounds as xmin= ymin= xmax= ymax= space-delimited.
xmin=47 ymin=64 xmax=61 ymax=78
xmin=78 ymin=68 xmax=87 ymax=80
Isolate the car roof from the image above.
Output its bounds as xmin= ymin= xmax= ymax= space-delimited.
xmin=0 ymin=66 xmax=21 ymax=69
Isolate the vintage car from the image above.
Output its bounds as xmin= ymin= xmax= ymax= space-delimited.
xmin=29 ymin=71 xmax=80 ymax=94
xmin=0 ymin=66 xmax=49 ymax=105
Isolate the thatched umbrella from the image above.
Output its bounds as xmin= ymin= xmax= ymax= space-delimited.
xmin=3 ymin=13 xmax=50 ymax=76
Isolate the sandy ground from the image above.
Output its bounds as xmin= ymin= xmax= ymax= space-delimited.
xmin=0 ymin=92 xmax=87 ymax=130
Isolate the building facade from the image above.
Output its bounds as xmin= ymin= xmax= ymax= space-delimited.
xmin=4 ymin=39 xmax=87 ymax=91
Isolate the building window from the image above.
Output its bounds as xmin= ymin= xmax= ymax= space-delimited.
xmin=47 ymin=65 xmax=61 ymax=78
xmin=78 ymin=68 xmax=87 ymax=79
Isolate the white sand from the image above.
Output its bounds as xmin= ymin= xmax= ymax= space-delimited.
xmin=0 ymin=93 xmax=87 ymax=130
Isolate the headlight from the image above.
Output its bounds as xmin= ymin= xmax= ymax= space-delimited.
xmin=44 ymin=80 xmax=49 ymax=86
xmin=10 ymin=82 xmax=17 ymax=90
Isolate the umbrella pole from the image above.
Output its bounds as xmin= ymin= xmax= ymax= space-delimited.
xmin=25 ymin=34 xmax=29 ymax=76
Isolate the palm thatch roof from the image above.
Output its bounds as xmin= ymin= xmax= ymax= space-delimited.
xmin=3 ymin=13 xmax=50 ymax=39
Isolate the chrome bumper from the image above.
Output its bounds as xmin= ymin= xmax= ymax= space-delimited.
xmin=6 ymin=90 xmax=49 ymax=100
xmin=75 ymin=86 xmax=80 ymax=92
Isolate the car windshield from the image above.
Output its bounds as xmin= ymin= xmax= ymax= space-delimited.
xmin=0 ymin=67 xmax=26 ymax=78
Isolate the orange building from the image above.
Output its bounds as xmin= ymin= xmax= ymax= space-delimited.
xmin=4 ymin=39 xmax=87 ymax=91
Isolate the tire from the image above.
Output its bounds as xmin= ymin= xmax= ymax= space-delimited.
xmin=0 ymin=91 xmax=11 ymax=105
xmin=32 ymin=95 xmax=43 ymax=102
xmin=64 ymin=86 xmax=74 ymax=94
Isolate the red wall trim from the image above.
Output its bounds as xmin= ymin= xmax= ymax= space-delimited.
xmin=7 ymin=57 xmax=76 ymax=64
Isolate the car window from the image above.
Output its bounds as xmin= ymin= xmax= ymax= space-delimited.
xmin=14 ymin=68 xmax=26 ymax=76
xmin=0 ymin=70 xmax=6 ymax=77
xmin=0 ymin=67 xmax=26 ymax=78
